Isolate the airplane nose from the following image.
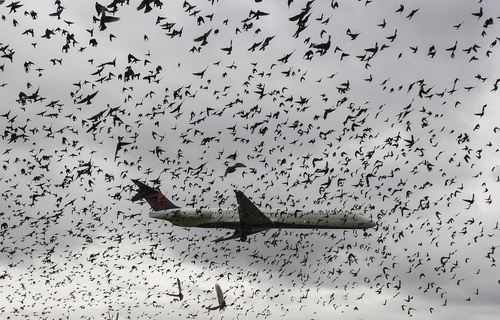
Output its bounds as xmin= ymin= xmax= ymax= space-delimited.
xmin=360 ymin=215 xmax=376 ymax=229
xmin=365 ymin=220 xmax=376 ymax=228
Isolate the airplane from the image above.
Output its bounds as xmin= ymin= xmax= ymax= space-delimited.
xmin=131 ymin=179 xmax=376 ymax=242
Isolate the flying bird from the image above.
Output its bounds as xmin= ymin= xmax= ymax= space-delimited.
xmin=206 ymin=283 xmax=226 ymax=310
xmin=224 ymin=162 xmax=246 ymax=177
xmin=167 ymin=278 xmax=183 ymax=301
xmin=194 ymin=28 xmax=212 ymax=46
xmin=75 ymin=91 xmax=99 ymax=105
xmin=94 ymin=4 xmax=120 ymax=32
xmin=137 ymin=0 xmax=154 ymax=13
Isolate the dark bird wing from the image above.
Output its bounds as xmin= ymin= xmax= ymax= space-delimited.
xmin=194 ymin=28 xmax=212 ymax=46
xmin=76 ymin=91 xmax=99 ymax=104
xmin=95 ymin=2 xmax=108 ymax=15
xmin=137 ymin=0 xmax=153 ymax=13
xmin=224 ymin=162 xmax=246 ymax=176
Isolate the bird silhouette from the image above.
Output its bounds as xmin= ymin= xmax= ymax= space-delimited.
xmin=193 ymin=28 xmax=212 ymax=46
xmin=167 ymin=277 xmax=184 ymax=301
xmin=75 ymin=91 xmax=99 ymax=105
xmin=224 ymin=163 xmax=246 ymax=177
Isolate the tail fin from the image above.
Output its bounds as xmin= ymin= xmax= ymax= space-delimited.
xmin=131 ymin=179 xmax=179 ymax=211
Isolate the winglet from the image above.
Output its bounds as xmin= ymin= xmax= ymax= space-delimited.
xmin=131 ymin=179 xmax=179 ymax=211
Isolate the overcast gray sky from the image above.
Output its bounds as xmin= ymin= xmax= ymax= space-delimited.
xmin=1 ymin=0 xmax=500 ymax=319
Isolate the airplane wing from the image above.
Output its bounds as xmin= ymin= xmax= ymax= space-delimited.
xmin=234 ymin=190 xmax=273 ymax=241
xmin=213 ymin=191 xmax=273 ymax=242
xmin=234 ymin=190 xmax=272 ymax=227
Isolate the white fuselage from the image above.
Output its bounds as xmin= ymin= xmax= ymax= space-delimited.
xmin=149 ymin=207 xmax=376 ymax=230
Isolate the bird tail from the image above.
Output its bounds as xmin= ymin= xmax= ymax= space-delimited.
xmin=131 ymin=179 xmax=179 ymax=211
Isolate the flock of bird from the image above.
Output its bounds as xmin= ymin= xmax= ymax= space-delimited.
xmin=1 ymin=0 xmax=499 ymax=319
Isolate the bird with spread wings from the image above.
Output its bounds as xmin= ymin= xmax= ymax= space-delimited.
xmin=167 ymin=277 xmax=184 ymax=301
xmin=206 ymin=283 xmax=226 ymax=310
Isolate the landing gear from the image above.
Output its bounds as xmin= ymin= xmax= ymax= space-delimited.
xmin=240 ymin=233 xmax=247 ymax=242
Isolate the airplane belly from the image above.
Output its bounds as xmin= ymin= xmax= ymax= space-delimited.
xmin=271 ymin=217 xmax=338 ymax=229
xmin=150 ymin=208 xmax=231 ymax=228
xmin=192 ymin=212 xmax=240 ymax=229
xmin=271 ymin=213 xmax=373 ymax=229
